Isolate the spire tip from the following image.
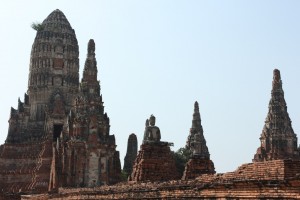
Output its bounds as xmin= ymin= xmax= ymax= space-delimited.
xmin=88 ymin=39 xmax=95 ymax=54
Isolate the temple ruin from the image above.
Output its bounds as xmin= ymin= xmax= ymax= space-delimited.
xmin=0 ymin=9 xmax=300 ymax=200
xmin=253 ymin=69 xmax=300 ymax=161
xmin=129 ymin=115 xmax=179 ymax=182
xmin=123 ymin=133 xmax=138 ymax=176
xmin=182 ymin=101 xmax=215 ymax=180
xmin=0 ymin=9 xmax=121 ymax=195
xmin=22 ymin=68 xmax=300 ymax=200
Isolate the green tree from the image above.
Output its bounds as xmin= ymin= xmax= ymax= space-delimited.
xmin=31 ymin=22 xmax=44 ymax=31
xmin=173 ymin=147 xmax=191 ymax=177
xmin=120 ymin=170 xmax=129 ymax=182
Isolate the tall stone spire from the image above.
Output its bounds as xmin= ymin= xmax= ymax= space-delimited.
xmin=182 ymin=101 xmax=215 ymax=180
xmin=186 ymin=101 xmax=209 ymax=159
xmin=80 ymin=39 xmax=100 ymax=97
xmin=253 ymin=69 xmax=300 ymax=162
xmin=123 ymin=133 xmax=138 ymax=175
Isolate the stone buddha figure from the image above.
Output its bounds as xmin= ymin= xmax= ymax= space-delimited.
xmin=143 ymin=115 xmax=161 ymax=144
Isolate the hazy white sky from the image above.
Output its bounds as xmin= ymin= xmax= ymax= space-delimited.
xmin=1 ymin=0 xmax=300 ymax=173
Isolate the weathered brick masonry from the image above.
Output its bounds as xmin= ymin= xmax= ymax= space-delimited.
xmin=1 ymin=9 xmax=300 ymax=200
xmin=21 ymin=159 xmax=300 ymax=199
xmin=0 ymin=9 xmax=121 ymax=195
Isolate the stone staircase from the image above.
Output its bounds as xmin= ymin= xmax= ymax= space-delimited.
xmin=0 ymin=139 xmax=53 ymax=194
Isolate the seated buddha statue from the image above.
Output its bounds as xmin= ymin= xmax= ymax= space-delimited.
xmin=143 ymin=115 xmax=161 ymax=144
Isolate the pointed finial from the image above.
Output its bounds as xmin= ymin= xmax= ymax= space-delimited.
xmin=272 ymin=69 xmax=282 ymax=91
xmin=192 ymin=101 xmax=202 ymax=130
xmin=273 ymin=69 xmax=281 ymax=82
xmin=88 ymin=39 xmax=95 ymax=55
xmin=194 ymin=101 xmax=199 ymax=111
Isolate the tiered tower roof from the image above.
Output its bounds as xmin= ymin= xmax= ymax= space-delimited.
xmin=80 ymin=39 xmax=100 ymax=97
xmin=186 ymin=101 xmax=210 ymax=159
xmin=253 ymin=69 xmax=300 ymax=161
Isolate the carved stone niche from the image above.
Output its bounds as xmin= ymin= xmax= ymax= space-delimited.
xmin=53 ymin=58 xmax=64 ymax=69
xmin=53 ymin=76 xmax=63 ymax=86
xmin=54 ymin=39 xmax=64 ymax=53
xmin=53 ymin=94 xmax=65 ymax=115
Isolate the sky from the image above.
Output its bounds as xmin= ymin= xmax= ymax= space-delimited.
xmin=0 ymin=0 xmax=300 ymax=173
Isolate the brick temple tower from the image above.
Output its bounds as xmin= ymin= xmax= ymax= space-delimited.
xmin=182 ymin=101 xmax=215 ymax=180
xmin=0 ymin=9 xmax=121 ymax=193
xmin=6 ymin=9 xmax=80 ymax=143
xmin=123 ymin=133 xmax=138 ymax=176
xmin=186 ymin=101 xmax=210 ymax=158
xmin=253 ymin=69 xmax=300 ymax=162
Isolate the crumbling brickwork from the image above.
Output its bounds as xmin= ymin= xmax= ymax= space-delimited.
xmin=0 ymin=9 xmax=121 ymax=195
xmin=183 ymin=101 xmax=215 ymax=180
xmin=182 ymin=156 xmax=215 ymax=180
xmin=129 ymin=115 xmax=179 ymax=182
xmin=2 ymin=8 xmax=300 ymax=200
xmin=253 ymin=69 xmax=300 ymax=161
xmin=21 ymin=160 xmax=300 ymax=199
xmin=130 ymin=143 xmax=179 ymax=182
xmin=0 ymin=140 xmax=52 ymax=194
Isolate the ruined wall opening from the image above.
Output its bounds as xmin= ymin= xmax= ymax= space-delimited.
xmin=53 ymin=124 xmax=63 ymax=141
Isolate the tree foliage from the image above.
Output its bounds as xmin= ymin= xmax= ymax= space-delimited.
xmin=31 ymin=22 xmax=44 ymax=31
xmin=120 ymin=170 xmax=129 ymax=182
xmin=172 ymin=147 xmax=191 ymax=177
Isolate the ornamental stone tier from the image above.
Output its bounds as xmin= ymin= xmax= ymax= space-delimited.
xmin=253 ymin=69 xmax=300 ymax=162
xmin=129 ymin=115 xmax=179 ymax=182
xmin=0 ymin=9 xmax=121 ymax=194
xmin=182 ymin=101 xmax=215 ymax=180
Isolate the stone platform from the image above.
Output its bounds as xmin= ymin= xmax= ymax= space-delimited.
xmin=130 ymin=142 xmax=179 ymax=182
xmin=182 ymin=156 xmax=215 ymax=180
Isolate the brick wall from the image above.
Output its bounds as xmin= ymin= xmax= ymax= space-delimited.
xmin=22 ymin=159 xmax=300 ymax=200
